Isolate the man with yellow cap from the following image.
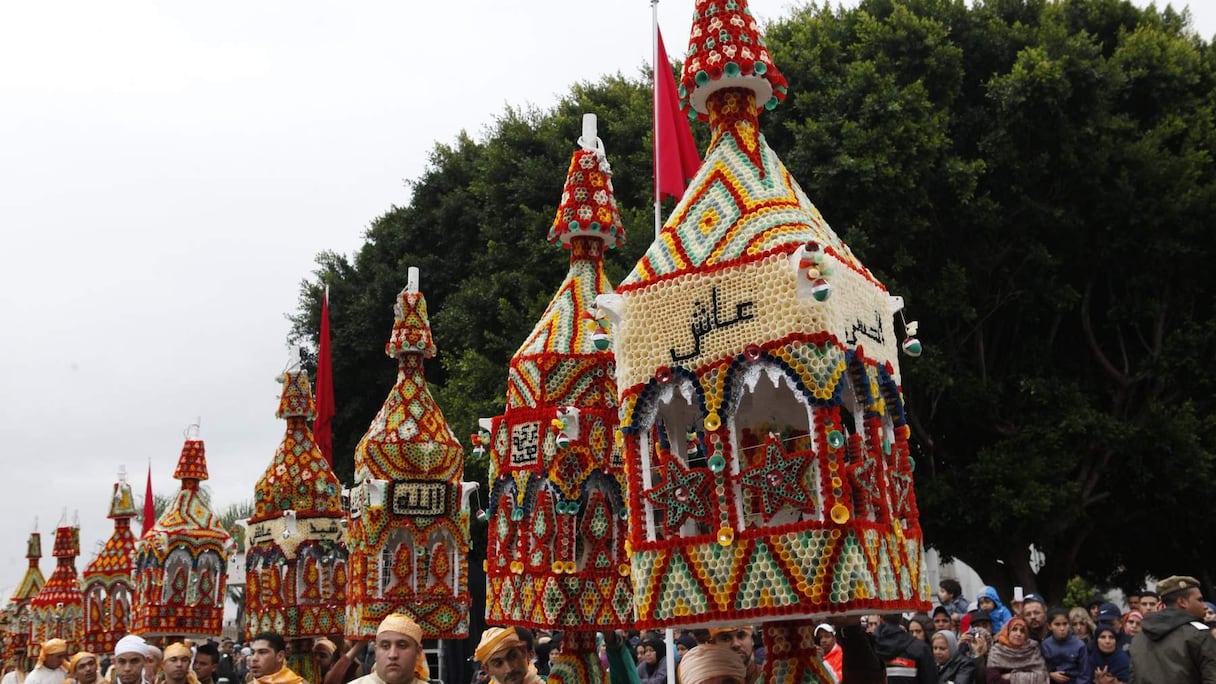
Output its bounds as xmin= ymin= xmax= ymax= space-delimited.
xmin=162 ymin=644 xmax=199 ymax=684
xmin=677 ymin=645 xmax=748 ymax=684
xmin=247 ymin=634 xmax=305 ymax=684
xmin=65 ymin=652 xmax=106 ymax=684
xmin=473 ymin=627 xmax=541 ymax=684
xmin=25 ymin=640 xmax=67 ymax=684
xmin=349 ymin=614 xmax=428 ymax=684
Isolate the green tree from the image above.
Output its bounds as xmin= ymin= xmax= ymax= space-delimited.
xmin=764 ymin=0 xmax=1216 ymax=599
xmin=292 ymin=0 xmax=1216 ymax=602
xmin=290 ymin=74 xmax=659 ymax=491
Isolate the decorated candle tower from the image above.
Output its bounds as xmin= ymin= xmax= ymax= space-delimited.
xmin=28 ymin=521 xmax=84 ymax=651
xmin=345 ymin=269 xmax=475 ymax=640
xmin=246 ymin=369 xmax=347 ymax=683
xmin=131 ymin=429 xmax=231 ymax=637
xmin=597 ymin=0 xmax=930 ymax=680
xmin=82 ymin=470 xmax=139 ymax=654
xmin=2 ymin=530 xmax=45 ymax=662
xmin=481 ymin=116 xmax=632 ymax=684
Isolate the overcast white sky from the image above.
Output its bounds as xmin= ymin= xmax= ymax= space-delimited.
xmin=1 ymin=0 xmax=1213 ymax=600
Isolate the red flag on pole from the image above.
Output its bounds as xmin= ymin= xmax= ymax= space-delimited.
xmin=141 ymin=463 xmax=154 ymax=537
xmin=314 ymin=286 xmax=335 ymax=467
xmin=654 ymin=27 xmax=701 ymax=203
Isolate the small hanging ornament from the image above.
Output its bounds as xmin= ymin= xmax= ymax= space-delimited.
xmin=901 ymin=316 xmax=922 ymax=357
xmin=556 ymin=432 xmax=571 ymax=449
xmin=592 ymin=332 xmax=610 ymax=351
xmin=810 ymin=278 xmax=832 ymax=301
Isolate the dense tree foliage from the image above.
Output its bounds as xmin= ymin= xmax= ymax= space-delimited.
xmin=292 ymin=0 xmax=1216 ymax=601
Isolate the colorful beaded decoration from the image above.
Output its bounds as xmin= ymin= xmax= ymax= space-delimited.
xmin=548 ymin=146 xmax=626 ymax=249
xmin=484 ymin=137 xmax=631 ymax=647
xmin=131 ymin=434 xmax=231 ymax=637
xmin=2 ymin=532 xmax=45 ymax=658
xmin=546 ymin=631 xmax=605 ymax=684
xmin=245 ymin=370 xmax=347 ymax=665
xmin=82 ymin=473 xmax=138 ymax=654
xmin=346 ymin=279 xmax=472 ymax=640
xmin=597 ymin=0 xmax=930 ymax=636
xmin=29 ymin=525 xmax=84 ymax=652
xmin=679 ymin=0 xmax=788 ymax=120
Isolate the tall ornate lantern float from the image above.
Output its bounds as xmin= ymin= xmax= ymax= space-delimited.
xmin=28 ymin=522 xmax=83 ymax=651
xmin=482 ymin=116 xmax=632 ymax=684
xmin=131 ymin=428 xmax=231 ymax=638
xmin=246 ymin=369 xmax=348 ymax=683
xmin=2 ymin=530 xmax=45 ymax=667
xmin=597 ymin=1 xmax=931 ymax=681
xmin=345 ymin=269 xmax=476 ymax=677
xmin=82 ymin=471 xmax=139 ymax=653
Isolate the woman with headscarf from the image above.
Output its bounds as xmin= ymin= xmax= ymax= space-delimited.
xmin=1119 ymin=611 xmax=1143 ymax=644
xmin=984 ymin=617 xmax=1048 ymax=684
xmin=932 ymin=631 xmax=975 ymax=684
xmin=635 ymin=638 xmax=666 ymax=684
xmin=1079 ymin=624 xmax=1129 ymax=684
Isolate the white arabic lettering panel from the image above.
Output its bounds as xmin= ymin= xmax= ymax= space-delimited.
xmin=615 ymin=254 xmax=804 ymax=388
xmin=615 ymin=252 xmax=899 ymax=391
xmin=822 ymin=256 xmax=900 ymax=375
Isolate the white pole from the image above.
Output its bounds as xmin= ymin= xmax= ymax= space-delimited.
xmin=652 ymin=0 xmax=662 ymax=239
xmin=657 ymin=5 xmax=675 ymax=683
xmin=665 ymin=628 xmax=677 ymax=684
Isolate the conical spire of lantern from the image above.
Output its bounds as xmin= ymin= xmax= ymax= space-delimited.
xmin=346 ymin=268 xmax=474 ymax=640
xmin=483 ymin=117 xmax=631 ymax=657
xmin=10 ymin=528 xmax=44 ymax=604
xmin=245 ymin=368 xmax=346 ymax=683
xmin=250 ymin=370 xmax=343 ymax=523
xmin=678 ymin=0 xmax=788 ymax=120
xmin=131 ymin=427 xmax=230 ymax=637
xmin=598 ymin=3 xmax=929 ymax=681
xmin=29 ymin=519 xmax=84 ymax=650
xmin=2 ymin=528 xmax=44 ymax=658
xmin=547 ymin=114 xmax=625 ymax=250
xmin=83 ymin=470 xmax=139 ymax=653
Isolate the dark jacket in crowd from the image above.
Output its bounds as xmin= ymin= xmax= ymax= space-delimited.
xmin=1078 ymin=643 xmax=1131 ymax=684
xmin=1041 ymin=633 xmax=1087 ymax=682
xmin=874 ymin=623 xmax=937 ymax=684
xmin=937 ymin=653 xmax=977 ymax=684
xmin=1128 ymin=608 xmax=1216 ymax=684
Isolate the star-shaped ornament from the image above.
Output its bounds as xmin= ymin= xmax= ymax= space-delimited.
xmin=644 ymin=456 xmax=711 ymax=533
xmin=739 ymin=433 xmax=816 ymax=522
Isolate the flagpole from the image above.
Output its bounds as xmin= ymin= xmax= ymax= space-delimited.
xmin=652 ymin=0 xmax=662 ymax=239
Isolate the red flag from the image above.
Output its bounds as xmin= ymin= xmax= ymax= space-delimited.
xmin=314 ymin=286 xmax=335 ymax=466
xmin=141 ymin=464 xmax=154 ymax=537
xmin=655 ymin=27 xmax=701 ymax=202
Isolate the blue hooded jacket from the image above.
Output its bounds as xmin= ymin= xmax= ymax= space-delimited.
xmin=978 ymin=586 xmax=1014 ymax=633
